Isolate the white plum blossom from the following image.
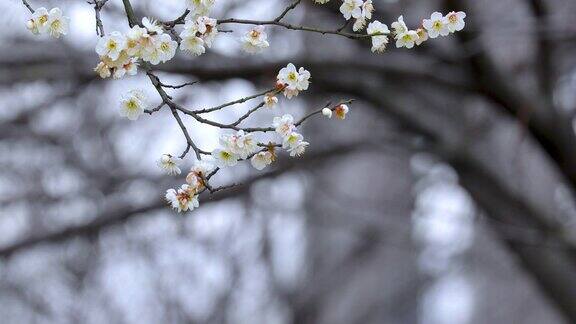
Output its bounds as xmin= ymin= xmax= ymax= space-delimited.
xmin=288 ymin=140 xmax=309 ymax=157
xmin=157 ymin=33 xmax=178 ymax=62
xmin=46 ymin=8 xmax=69 ymax=38
xmin=113 ymin=57 xmax=138 ymax=79
xmin=28 ymin=7 xmax=49 ymax=34
xmin=353 ymin=0 xmax=375 ymax=32
xmin=142 ymin=34 xmax=177 ymax=65
xmin=277 ymin=64 xmax=311 ymax=99
xmin=26 ymin=19 xmax=38 ymax=35
xmin=96 ymin=31 xmax=126 ymax=61
xmin=186 ymin=160 xmax=215 ymax=186
xmin=157 ymin=154 xmax=181 ymax=175
xmin=322 ymin=107 xmax=333 ymax=118
xmin=446 ymin=11 xmax=466 ymax=32
xmin=165 ymin=184 xmax=199 ymax=212
xmin=282 ymin=132 xmax=305 ymax=150
xmin=125 ymin=26 xmax=147 ymax=56
xmin=241 ymin=26 xmax=270 ymax=54
xmin=391 ymin=16 xmax=408 ymax=39
xmin=94 ymin=62 xmax=111 ymax=78
xmin=396 ymin=30 xmax=419 ymax=49
xmin=119 ymin=89 xmax=148 ymax=120
xmin=273 ymin=114 xmax=296 ymax=138
xmin=191 ymin=160 xmax=215 ymax=175
xmin=235 ymin=132 xmax=259 ymax=158
xmin=367 ymin=21 xmax=390 ymax=53
xmin=415 ymin=28 xmax=429 ymax=45
xmin=180 ymin=21 xmax=206 ymax=56
xmin=340 ymin=0 xmax=363 ymax=20
xmin=423 ymin=12 xmax=450 ymax=38
xmin=196 ymin=16 xmax=218 ymax=48
xmin=251 ymin=151 xmax=274 ymax=170
xmin=186 ymin=0 xmax=215 ymax=17
xmin=212 ymin=148 xmax=239 ymax=168
xmin=220 ymin=130 xmax=258 ymax=159
xmin=335 ymin=104 xmax=350 ymax=120
xmin=142 ymin=17 xmax=163 ymax=34
xmin=95 ymin=51 xmax=137 ymax=79
xmin=264 ymin=94 xmax=278 ymax=108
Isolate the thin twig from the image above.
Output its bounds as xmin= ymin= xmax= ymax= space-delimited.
xmin=229 ymin=101 xmax=266 ymax=127
xmin=88 ymin=0 xmax=109 ymax=37
xmin=159 ymin=81 xmax=198 ymax=89
xmin=144 ymin=102 xmax=166 ymax=114
xmin=194 ymin=87 xmax=277 ymax=114
xmin=217 ymin=18 xmax=380 ymax=40
xmin=274 ymin=0 xmax=302 ymax=22
xmin=163 ymin=9 xmax=190 ymax=28
xmin=295 ymin=99 xmax=355 ymax=126
xmin=21 ymin=0 xmax=34 ymax=13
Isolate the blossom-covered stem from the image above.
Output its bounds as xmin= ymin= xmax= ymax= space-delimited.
xmin=194 ymin=87 xmax=277 ymax=114
xmin=118 ymin=0 xmax=208 ymax=161
xmin=274 ymin=0 xmax=302 ymax=22
xmin=21 ymin=0 xmax=34 ymax=13
xmin=295 ymin=99 xmax=355 ymax=126
xmin=217 ymin=18 xmax=382 ymax=40
xmin=179 ymin=100 xmax=354 ymax=133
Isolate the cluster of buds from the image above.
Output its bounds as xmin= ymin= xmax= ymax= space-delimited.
xmin=322 ymin=104 xmax=350 ymax=120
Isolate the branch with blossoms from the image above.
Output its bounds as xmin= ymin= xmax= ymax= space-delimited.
xmin=20 ymin=0 xmax=466 ymax=213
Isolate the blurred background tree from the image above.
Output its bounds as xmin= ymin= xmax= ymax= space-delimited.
xmin=1 ymin=0 xmax=575 ymax=323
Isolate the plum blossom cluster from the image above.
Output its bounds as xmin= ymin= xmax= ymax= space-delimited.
xmin=160 ymin=64 xmax=331 ymax=213
xmin=273 ymin=115 xmax=310 ymax=157
xmin=276 ymin=63 xmax=311 ymax=99
xmin=165 ymin=160 xmax=214 ymax=212
xmin=26 ymin=7 xmax=69 ymax=38
xmin=322 ymin=104 xmax=350 ymax=120
xmin=94 ymin=17 xmax=178 ymax=79
xmin=312 ymin=1 xmax=466 ymax=53
xmin=179 ymin=16 xmax=219 ymax=56
xmin=212 ymin=131 xmax=259 ymax=168
xmin=337 ymin=0 xmax=374 ymax=32
xmin=367 ymin=11 xmax=466 ymax=52
xmin=93 ymin=14 xmax=219 ymax=79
